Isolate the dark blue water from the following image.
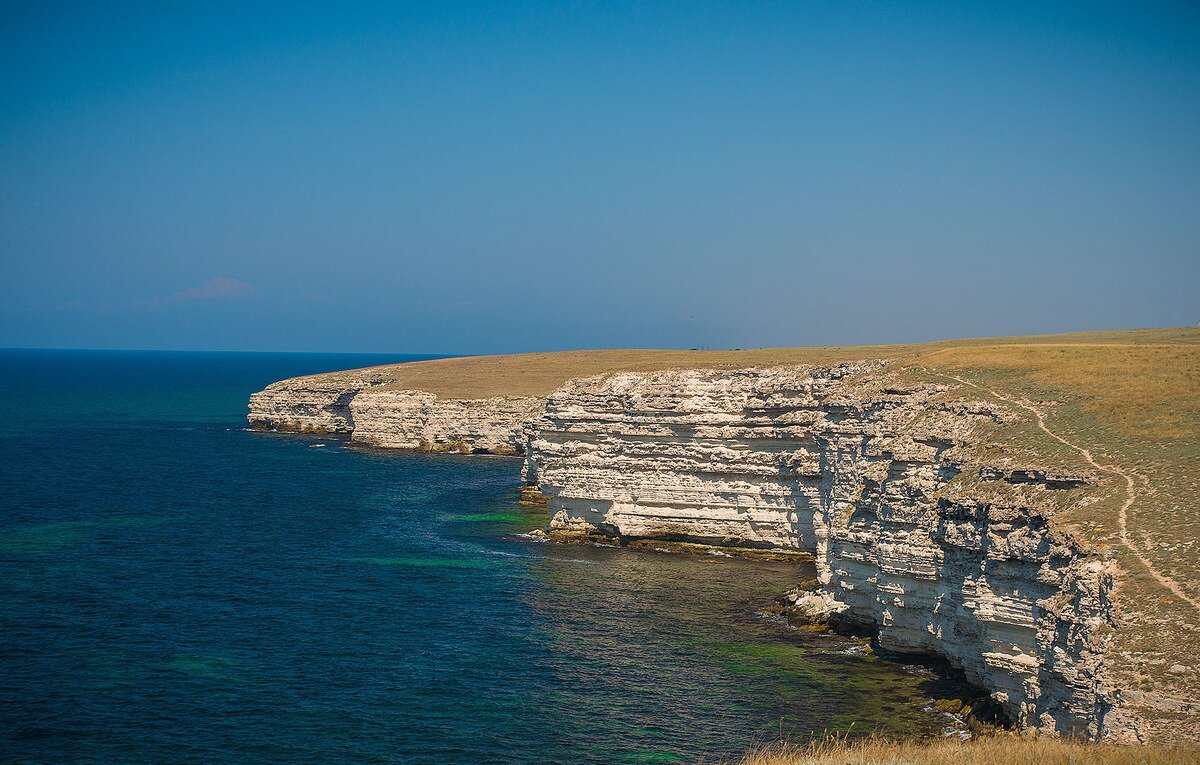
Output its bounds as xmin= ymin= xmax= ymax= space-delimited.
xmin=0 ymin=349 xmax=947 ymax=765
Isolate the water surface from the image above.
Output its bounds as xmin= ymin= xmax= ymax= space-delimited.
xmin=0 ymin=349 xmax=948 ymax=764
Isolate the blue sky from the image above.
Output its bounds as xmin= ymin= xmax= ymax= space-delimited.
xmin=2 ymin=1 xmax=1197 ymax=353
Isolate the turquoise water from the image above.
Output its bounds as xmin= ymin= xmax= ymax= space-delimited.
xmin=0 ymin=349 xmax=948 ymax=764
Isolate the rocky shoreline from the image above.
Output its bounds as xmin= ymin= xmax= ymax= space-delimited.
xmin=248 ymin=372 xmax=540 ymax=453
xmin=248 ymin=359 xmax=1190 ymax=744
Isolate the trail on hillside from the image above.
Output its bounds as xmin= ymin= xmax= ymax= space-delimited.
xmin=939 ymin=372 xmax=1200 ymax=613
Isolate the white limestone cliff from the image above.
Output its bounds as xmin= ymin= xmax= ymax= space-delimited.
xmin=247 ymin=373 xmax=544 ymax=454
xmin=247 ymin=368 xmax=397 ymax=433
xmin=349 ymin=389 xmax=543 ymax=453
xmin=521 ymin=364 xmax=1133 ymax=740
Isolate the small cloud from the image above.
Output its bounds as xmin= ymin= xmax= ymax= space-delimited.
xmin=169 ymin=277 xmax=256 ymax=302
xmin=135 ymin=278 xmax=258 ymax=308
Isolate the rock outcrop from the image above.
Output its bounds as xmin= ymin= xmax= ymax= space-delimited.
xmin=523 ymin=364 xmax=884 ymax=550
xmin=349 ymin=390 xmax=543 ymax=453
xmin=248 ymin=373 xmax=544 ymax=454
xmin=522 ymin=364 xmax=1130 ymax=740
xmin=247 ymin=366 xmax=410 ymax=433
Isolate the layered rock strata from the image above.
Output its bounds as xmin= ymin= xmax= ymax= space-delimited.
xmin=248 ymin=374 xmax=544 ymax=454
xmin=522 ymin=364 xmax=1128 ymax=740
xmin=349 ymin=390 xmax=543 ymax=453
xmin=248 ymin=377 xmax=371 ymax=433
xmin=523 ymin=365 xmax=883 ymax=550
xmin=248 ymin=365 xmax=415 ymax=433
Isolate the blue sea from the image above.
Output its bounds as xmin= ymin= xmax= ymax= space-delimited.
xmin=0 ymin=349 xmax=949 ymax=765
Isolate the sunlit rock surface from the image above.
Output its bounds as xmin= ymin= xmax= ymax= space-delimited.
xmin=522 ymin=364 xmax=1132 ymax=741
xmin=248 ymin=372 xmax=542 ymax=454
xmin=349 ymin=389 xmax=543 ymax=453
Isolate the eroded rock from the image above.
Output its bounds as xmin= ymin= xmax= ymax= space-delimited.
xmin=522 ymin=363 xmax=1131 ymax=741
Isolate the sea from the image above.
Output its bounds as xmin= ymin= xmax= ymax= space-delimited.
xmin=0 ymin=349 xmax=951 ymax=765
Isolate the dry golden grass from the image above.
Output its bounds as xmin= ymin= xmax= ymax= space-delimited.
xmin=734 ymin=735 xmax=1197 ymax=765
xmin=908 ymin=339 xmax=1200 ymax=441
xmin=295 ymin=327 xmax=1199 ymax=407
xmin=364 ymin=347 xmax=912 ymax=398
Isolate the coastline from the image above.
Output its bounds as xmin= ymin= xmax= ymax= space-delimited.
xmin=246 ymin=328 xmax=1200 ymax=747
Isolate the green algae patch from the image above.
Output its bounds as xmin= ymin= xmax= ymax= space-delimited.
xmin=0 ymin=521 xmax=94 ymax=553
xmin=347 ymin=556 xmax=491 ymax=569
xmin=444 ymin=511 xmax=528 ymax=524
xmin=703 ymin=640 xmax=814 ymax=673
xmin=0 ymin=516 xmax=164 ymax=554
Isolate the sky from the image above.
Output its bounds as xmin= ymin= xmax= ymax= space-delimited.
xmin=1 ymin=1 xmax=1198 ymax=354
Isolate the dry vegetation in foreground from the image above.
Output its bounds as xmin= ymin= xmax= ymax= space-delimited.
xmin=732 ymin=735 xmax=1198 ymax=765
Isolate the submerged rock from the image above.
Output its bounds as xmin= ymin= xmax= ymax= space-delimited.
xmin=778 ymin=586 xmax=848 ymax=628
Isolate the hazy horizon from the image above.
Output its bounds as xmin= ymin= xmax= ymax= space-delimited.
xmin=3 ymin=2 xmax=1198 ymax=354
xmin=0 ymin=322 xmax=1195 ymax=357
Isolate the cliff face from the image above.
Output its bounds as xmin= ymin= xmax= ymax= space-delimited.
xmin=248 ymin=380 xmax=367 ymax=433
xmin=247 ymin=375 xmax=544 ymax=454
xmin=523 ymin=364 xmax=882 ymax=550
xmin=349 ymin=389 xmax=543 ymax=453
xmin=522 ymin=364 xmax=1131 ymax=740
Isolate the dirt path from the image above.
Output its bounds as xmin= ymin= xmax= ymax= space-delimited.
xmin=942 ymin=373 xmax=1200 ymax=612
